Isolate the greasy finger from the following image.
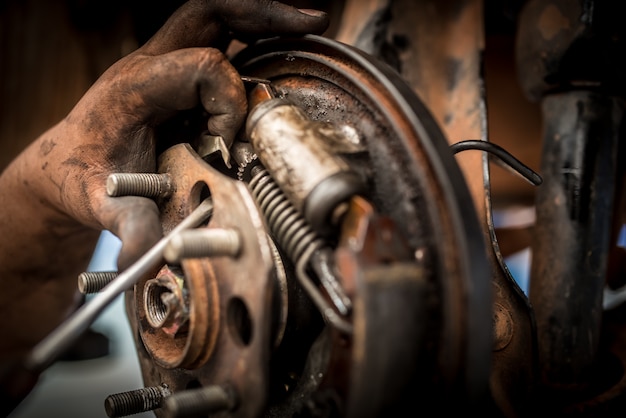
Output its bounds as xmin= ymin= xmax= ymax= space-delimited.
xmin=214 ymin=0 xmax=330 ymax=37
xmin=138 ymin=0 xmax=329 ymax=56
xmin=124 ymin=48 xmax=246 ymax=144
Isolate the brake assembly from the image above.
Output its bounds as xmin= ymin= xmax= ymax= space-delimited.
xmin=114 ymin=35 xmax=493 ymax=418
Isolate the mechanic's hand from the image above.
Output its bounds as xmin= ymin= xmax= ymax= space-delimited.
xmin=17 ymin=0 xmax=329 ymax=270
xmin=0 ymin=0 xmax=327 ymax=363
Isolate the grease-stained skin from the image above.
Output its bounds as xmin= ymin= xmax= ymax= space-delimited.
xmin=0 ymin=0 xmax=328 ymax=359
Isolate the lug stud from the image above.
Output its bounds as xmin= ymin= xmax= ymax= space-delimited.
xmin=164 ymin=228 xmax=241 ymax=263
xmin=161 ymin=385 xmax=235 ymax=418
xmin=77 ymin=271 xmax=118 ymax=294
xmin=104 ymin=384 xmax=171 ymax=417
xmin=106 ymin=173 xmax=173 ymax=198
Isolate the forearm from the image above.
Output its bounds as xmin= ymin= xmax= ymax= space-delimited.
xmin=0 ymin=125 xmax=101 ymax=355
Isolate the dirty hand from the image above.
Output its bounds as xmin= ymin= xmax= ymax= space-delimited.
xmin=0 ymin=0 xmax=328 ymax=359
xmin=53 ymin=0 xmax=327 ymax=269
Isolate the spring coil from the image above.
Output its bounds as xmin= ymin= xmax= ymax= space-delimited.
xmin=248 ymin=167 xmax=323 ymax=263
xmin=247 ymin=165 xmax=353 ymax=334
xmin=248 ymin=165 xmax=352 ymax=334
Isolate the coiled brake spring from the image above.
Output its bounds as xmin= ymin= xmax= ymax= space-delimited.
xmin=248 ymin=165 xmax=353 ymax=334
xmin=248 ymin=166 xmax=322 ymax=263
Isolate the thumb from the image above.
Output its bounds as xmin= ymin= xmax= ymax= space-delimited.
xmin=98 ymin=196 xmax=163 ymax=272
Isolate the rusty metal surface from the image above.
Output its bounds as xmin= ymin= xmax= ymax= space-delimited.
xmin=336 ymin=0 xmax=488 ymax=214
xmin=334 ymin=196 xmax=430 ymax=417
xmin=334 ymin=1 xmax=539 ymax=415
xmin=116 ymin=3 xmax=626 ymax=417
xmin=232 ymin=34 xmax=493 ymax=411
xmin=134 ymin=143 xmax=276 ymax=418
xmin=121 ymin=28 xmax=520 ymax=416
xmin=514 ymin=1 xmax=626 ymax=414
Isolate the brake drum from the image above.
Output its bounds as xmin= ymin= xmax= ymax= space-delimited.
xmin=129 ymin=35 xmax=492 ymax=418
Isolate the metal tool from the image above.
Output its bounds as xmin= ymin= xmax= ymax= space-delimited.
xmin=24 ymin=198 xmax=214 ymax=372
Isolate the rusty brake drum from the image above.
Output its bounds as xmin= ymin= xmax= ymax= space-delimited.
xmin=131 ymin=35 xmax=493 ymax=417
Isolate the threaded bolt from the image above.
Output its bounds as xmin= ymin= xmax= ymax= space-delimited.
xmin=104 ymin=384 xmax=171 ymax=417
xmin=106 ymin=173 xmax=173 ymax=198
xmin=164 ymin=228 xmax=241 ymax=264
xmin=78 ymin=271 xmax=118 ymax=294
xmin=162 ymin=385 xmax=235 ymax=418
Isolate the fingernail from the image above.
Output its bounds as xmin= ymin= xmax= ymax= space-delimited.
xmin=298 ymin=8 xmax=326 ymax=18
